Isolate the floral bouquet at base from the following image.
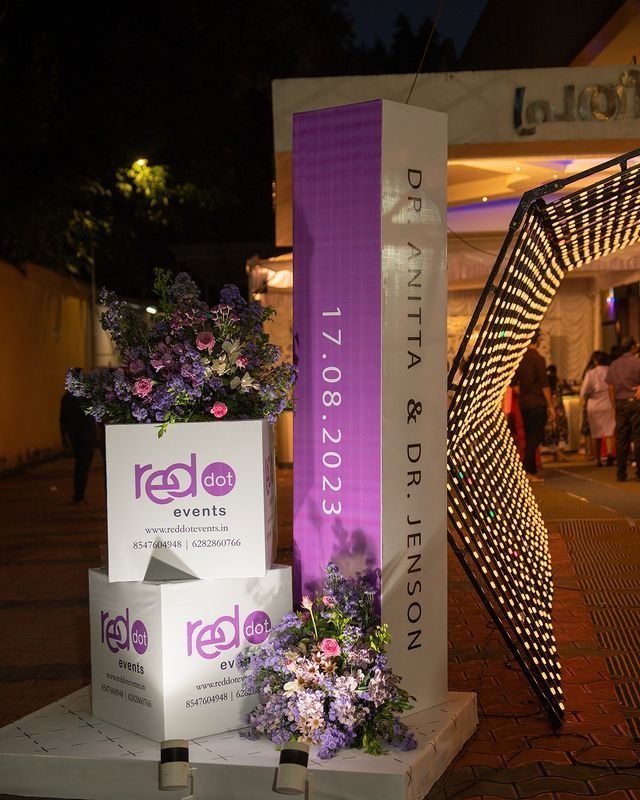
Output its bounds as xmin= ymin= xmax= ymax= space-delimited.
xmin=238 ymin=563 xmax=417 ymax=759
xmin=66 ymin=270 xmax=296 ymax=433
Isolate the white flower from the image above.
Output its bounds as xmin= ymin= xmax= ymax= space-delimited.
xmin=230 ymin=372 xmax=258 ymax=392
xmin=222 ymin=338 xmax=243 ymax=362
xmin=296 ymin=692 xmax=325 ymax=739
xmin=212 ymin=355 xmax=228 ymax=375
xmin=283 ymin=679 xmax=302 ymax=697
xmin=366 ymin=668 xmax=389 ymax=708
xmin=334 ymin=674 xmax=358 ymax=696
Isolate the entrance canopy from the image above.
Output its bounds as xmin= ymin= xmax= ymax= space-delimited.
xmin=272 ymin=64 xmax=640 ymax=246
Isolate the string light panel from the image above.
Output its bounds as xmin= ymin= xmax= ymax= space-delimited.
xmin=447 ymin=148 xmax=640 ymax=726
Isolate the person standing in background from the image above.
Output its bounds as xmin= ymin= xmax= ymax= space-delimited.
xmin=544 ymin=364 xmax=568 ymax=461
xmin=60 ymin=389 xmax=97 ymax=503
xmin=580 ymin=351 xmax=615 ymax=466
xmin=514 ymin=330 xmax=556 ymax=482
xmin=579 ymin=351 xmax=599 ymax=458
xmin=606 ymin=337 xmax=640 ymax=482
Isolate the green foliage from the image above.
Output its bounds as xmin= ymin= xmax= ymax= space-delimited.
xmin=3 ymin=159 xmax=209 ymax=279
xmin=114 ymin=160 xmax=205 ymax=227
xmin=152 ymin=267 xmax=176 ymax=314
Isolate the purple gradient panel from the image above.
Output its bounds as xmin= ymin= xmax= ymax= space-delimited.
xmin=293 ymin=100 xmax=382 ymax=604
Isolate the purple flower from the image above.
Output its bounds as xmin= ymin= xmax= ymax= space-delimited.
xmin=132 ymin=404 xmax=149 ymax=422
xmin=238 ymin=564 xmax=415 ymax=759
xmin=67 ymin=270 xmax=295 ymax=429
xmin=219 ymin=284 xmax=243 ymax=305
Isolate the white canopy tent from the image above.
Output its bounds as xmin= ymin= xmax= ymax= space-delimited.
xmin=248 ymin=238 xmax=640 ymax=386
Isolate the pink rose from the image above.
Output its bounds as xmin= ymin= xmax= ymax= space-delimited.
xmin=210 ymin=401 xmax=228 ymax=419
xmin=133 ymin=378 xmax=153 ymax=398
xmin=322 ymin=595 xmax=335 ymax=608
xmin=196 ymin=331 xmax=216 ymax=352
xmin=235 ymin=355 xmax=248 ymax=368
xmin=320 ymin=638 xmax=341 ymax=657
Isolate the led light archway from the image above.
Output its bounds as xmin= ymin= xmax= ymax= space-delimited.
xmin=447 ymin=147 xmax=640 ymax=726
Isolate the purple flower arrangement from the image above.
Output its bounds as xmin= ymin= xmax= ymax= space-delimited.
xmin=238 ymin=563 xmax=417 ymax=759
xmin=66 ymin=271 xmax=296 ymax=433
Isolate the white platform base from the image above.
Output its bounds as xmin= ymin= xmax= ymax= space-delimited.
xmin=0 ymin=687 xmax=477 ymax=800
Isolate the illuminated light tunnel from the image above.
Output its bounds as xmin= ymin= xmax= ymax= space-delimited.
xmin=447 ymin=147 xmax=640 ymax=726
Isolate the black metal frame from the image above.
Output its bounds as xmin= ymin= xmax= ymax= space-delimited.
xmin=447 ymin=146 xmax=640 ymax=727
xmin=449 ymin=145 xmax=640 ymax=386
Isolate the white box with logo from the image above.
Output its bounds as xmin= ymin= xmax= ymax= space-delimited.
xmin=105 ymin=420 xmax=276 ymax=582
xmin=89 ymin=565 xmax=292 ymax=741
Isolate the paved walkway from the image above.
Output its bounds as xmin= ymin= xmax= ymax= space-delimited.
xmin=435 ymin=457 xmax=640 ymax=799
xmin=0 ymin=455 xmax=639 ymax=798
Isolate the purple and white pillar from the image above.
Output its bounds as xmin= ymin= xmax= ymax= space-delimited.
xmin=293 ymin=99 xmax=448 ymax=712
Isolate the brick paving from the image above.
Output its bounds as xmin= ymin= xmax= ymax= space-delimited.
xmin=432 ymin=459 xmax=640 ymax=799
xmin=0 ymin=455 xmax=640 ymax=798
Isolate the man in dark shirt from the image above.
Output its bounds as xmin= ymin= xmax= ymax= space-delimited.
xmin=60 ymin=390 xmax=97 ymax=503
xmin=606 ymin=337 xmax=640 ymax=481
xmin=514 ymin=330 xmax=556 ymax=482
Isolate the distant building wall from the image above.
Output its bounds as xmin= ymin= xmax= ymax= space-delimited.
xmin=0 ymin=261 xmax=92 ymax=470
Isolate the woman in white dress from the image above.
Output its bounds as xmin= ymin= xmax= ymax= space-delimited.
xmin=580 ymin=351 xmax=616 ymax=466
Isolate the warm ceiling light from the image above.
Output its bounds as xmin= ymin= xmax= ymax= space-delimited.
xmin=481 ymin=196 xmax=488 ymax=202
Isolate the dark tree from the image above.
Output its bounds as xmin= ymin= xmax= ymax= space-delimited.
xmin=387 ymin=13 xmax=457 ymax=74
xmin=0 ymin=1 xmax=455 ymax=297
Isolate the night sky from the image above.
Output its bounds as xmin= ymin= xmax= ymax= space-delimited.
xmin=0 ymin=0 xmax=483 ymax=300
xmin=348 ymin=0 xmax=487 ymax=53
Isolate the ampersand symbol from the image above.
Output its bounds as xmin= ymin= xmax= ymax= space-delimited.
xmin=407 ymin=399 xmax=422 ymax=423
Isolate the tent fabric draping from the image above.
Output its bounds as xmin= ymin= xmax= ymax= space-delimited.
xmin=543 ymin=280 xmax=595 ymax=383
xmin=447 ymin=281 xmax=594 ymax=383
xmin=249 ymin=233 xmax=640 ymax=387
xmin=447 ymin=233 xmax=640 ymax=286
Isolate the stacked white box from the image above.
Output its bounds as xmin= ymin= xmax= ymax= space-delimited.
xmin=89 ymin=566 xmax=292 ymax=741
xmin=89 ymin=419 xmax=292 ymax=741
xmin=105 ymin=420 xmax=277 ymax=582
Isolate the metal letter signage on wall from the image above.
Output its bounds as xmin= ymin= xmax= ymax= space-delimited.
xmin=447 ymin=147 xmax=640 ymax=725
xmin=513 ymin=69 xmax=640 ymax=135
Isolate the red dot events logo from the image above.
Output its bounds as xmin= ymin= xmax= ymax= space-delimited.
xmin=201 ymin=462 xmax=236 ymax=497
xmin=187 ymin=605 xmax=272 ymax=660
xmin=101 ymin=608 xmax=149 ymax=654
xmin=134 ymin=453 xmax=236 ymax=504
